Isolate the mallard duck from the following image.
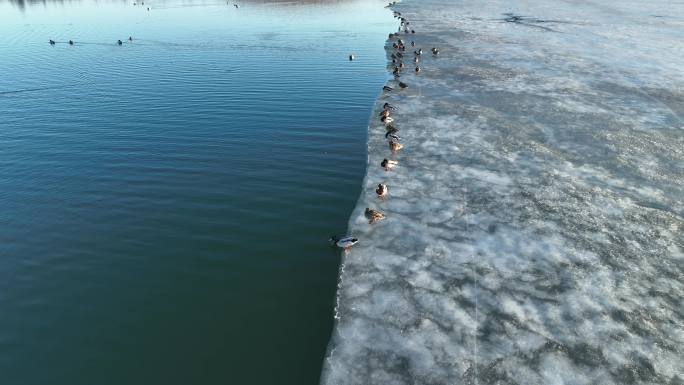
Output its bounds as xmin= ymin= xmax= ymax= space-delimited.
xmin=389 ymin=140 xmax=403 ymax=152
xmin=414 ymin=49 xmax=422 ymax=56
xmin=431 ymin=47 xmax=440 ymax=55
xmin=379 ymin=110 xmax=391 ymax=118
xmin=381 ymin=158 xmax=398 ymax=171
xmin=365 ymin=208 xmax=385 ymax=224
xmin=49 ymin=39 xmax=55 ymax=45
xmin=399 ymin=82 xmax=408 ymax=88
xmin=117 ymin=40 xmax=123 ymax=45
xmin=415 ymin=66 xmax=421 ymax=73
xmin=383 ymin=103 xmax=395 ymax=110
xmin=349 ymin=54 xmax=354 ymax=61
xmin=411 ymin=41 xmax=416 ymax=47
xmin=329 ymin=235 xmax=358 ymax=249
xmin=381 ymin=116 xmax=394 ymax=125
xmin=69 ymin=40 xmax=74 ymax=45
xmin=413 ymin=56 xmax=419 ymax=63
xmin=386 ymin=133 xmax=400 ymax=141
xmin=234 ymin=3 xmax=239 ymax=8
xmin=375 ymin=183 xmax=388 ymax=199
xmin=383 ymin=86 xmax=393 ymax=92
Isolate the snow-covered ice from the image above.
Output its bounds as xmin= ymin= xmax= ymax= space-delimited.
xmin=322 ymin=0 xmax=684 ymax=384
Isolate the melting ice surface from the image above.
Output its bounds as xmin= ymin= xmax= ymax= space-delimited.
xmin=323 ymin=0 xmax=683 ymax=384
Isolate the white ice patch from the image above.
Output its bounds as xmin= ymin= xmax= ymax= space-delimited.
xmin=322 ymin=0 xmax=684 ymax=383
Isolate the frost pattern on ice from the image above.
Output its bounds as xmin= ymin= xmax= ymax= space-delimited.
xmin=322 ymin=0 xmax=684 ymax=384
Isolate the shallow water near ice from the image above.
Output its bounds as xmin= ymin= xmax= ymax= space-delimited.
xmin=0 ymin=1 xmax=395 ymax=384
xmin=323 ymin=0 xmax=683 ymax=384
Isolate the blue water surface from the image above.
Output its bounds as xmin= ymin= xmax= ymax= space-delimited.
xmin=0 ymin=1 xmax=393 ymax=383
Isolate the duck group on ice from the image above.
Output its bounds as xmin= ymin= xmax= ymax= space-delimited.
xmin=331 ymin=3 xmax=440 ymax=250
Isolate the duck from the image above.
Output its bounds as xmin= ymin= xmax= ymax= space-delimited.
xmin=129 ymin=36 xmax=133 ymax=41
xmin=413 ymin=56 xmax=419 ymax=63
xmin=383 ymin=102 xmax=395 ymax=110
xmin=379 ymin=109 xmax=391 ymax=118
xmin=386 ymin=133 xmax=401 ymax=141
xmin=381 ymin=115 xmax=394 ymax=125
xmin=117 ymin=40 xmax=123 ymax=45
xmin=375 ymin=183 xmax=388 ymax=199
xmin=431 ymin=47 xmax=440 ymax=55
xmin=414 ymin=49 xmax=422 ymax=56
xmin=381 ymin=158 xmax=398 ymax=171
xmin=49 ymin=39 xmax=55 ymax=45
xmin=349 ymin=54 xmax=354 ymax=61
xmin=68 ymin=40 xmax=74 ymax=45
xmin=234 ymin=3 xmax=239 ymax=7
xmin=389 ymin=140 xmax=403 ymax=152
xmin=411 ymin=41 xmax=415 ymax=47
xmin=329 ymin=235 xmax=358 ymax=249
xmin=399 ymin=81 xmax=408 ymax=88
xmin=385 ymin=125 xmax=398 ymax=136
xmin=365 ymin=208 xmax=386 ymax=224
xmin=383 ymin=85 xmax=393 ymax=92
xmin=415 ymin=66 xmax=421 ymax=73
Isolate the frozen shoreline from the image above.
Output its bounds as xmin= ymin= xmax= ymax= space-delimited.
xmin=322 ymin=0 xmax=683 ymax=384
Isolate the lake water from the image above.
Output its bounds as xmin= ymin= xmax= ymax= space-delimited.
xmin=0 ymin=1 xmax=394 ymax=383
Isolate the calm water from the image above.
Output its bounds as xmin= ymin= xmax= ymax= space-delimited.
xmin=0 ymin=1 xmax=393 ymax=383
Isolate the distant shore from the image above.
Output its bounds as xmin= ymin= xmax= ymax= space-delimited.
xmin=321 ymin=0 xmax=684 ymax=383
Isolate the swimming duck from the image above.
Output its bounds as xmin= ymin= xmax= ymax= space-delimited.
xmin=68 ymin=40 xmax=74 ymax=45
xmin=381 ymin=158 xmax=398 ymax=171
xmin=375 ymin=183 xmax=388 ymax=199
xmin=431 ymin=47 xmax=440 ymax=55
xmin=389 ymin=140 xmax=403 ymax=152
xmin=383 ymin=86 xmax=393 ymax=92
xmin=49 ymin=39 xmax=55 ymax=45
xmin=117 ymin=40 xmax=123 ymax=45
xmin=399 ymin=82 xmax=408 ymax=88
xmin=411 ymin=30 xmax=415 ymax=34
xmin=329 ymin=235 xmax=358 ymax=249
xmin=365 ymin=208 xmax=386 ymax=224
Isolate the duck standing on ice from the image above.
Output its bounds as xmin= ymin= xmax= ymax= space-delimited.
xmin=365 ymin=208 xmax=385 ymax=224
xmin=376 ymin=183 xmax=388 ymax=199
xmin=381 ymin=158 xmax=398 ymax=171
